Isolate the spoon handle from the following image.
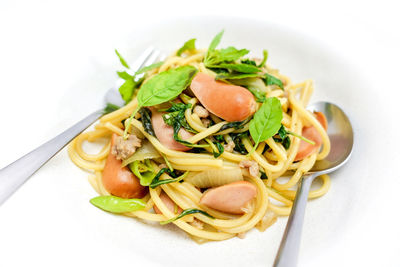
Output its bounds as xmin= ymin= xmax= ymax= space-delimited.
xmin=0 ymin=110 xmax=103 ymax=206
xmin=273 ymin=173 xmax=317 ymax=267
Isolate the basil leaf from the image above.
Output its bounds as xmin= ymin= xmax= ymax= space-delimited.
xmin=215 ymin=72 xmax=260 ymax=80
xmin=249 ymin=97 xmax=283 ymax=152
xmin=137 ymin=66 xmax=198 ymax=107
xmin=103 ymin=103 xmax=120 ymax=114
xmin=177 ymin=38 xmax=196 ymax=56
xmin=117 ymin=71 xmax=133 ymax=80
xmin=219 ymin=120 xmax=247 ymax=132
xmin=258 ymin=50 xmax=268 ymax=68
xmin=118 ymin=79 xmax=136 ymax=103
xmin=90 ymin=195 xmax=145 ymax=213
xmin=138 ymin=107 xmax=155 ymax=137
xmin=150 ymin=170 xmax=188 ymax=189
xmin=208 ymin=30 xmax=224 ymax=52
xmin=135 ymin=61 xmax=164 ymax=75
xmin=273 ymin=124 xmax=291 ymax=150
xmin=263 ymin=73 xmax=284 ymax=90
xmin=247 ymin=87 xmax=266 ymax=103
xmin=160 ymin=208 xmax=215 ymax=225
xmin=208 ymin=63 xmax=260 ymax=74
xmin=212 ymin=142 xmax=224 ymax=158
xmin=205 ymin=47 xmax=249 ymax=66
xmin=230 ymin=132 xmax=248 ymax=155
xmin=115 ymin=49 xmax=130 ymax=69
xmin=241 ymin=59 xmax=257 ymax=66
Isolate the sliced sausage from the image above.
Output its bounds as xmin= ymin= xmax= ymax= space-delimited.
xmin=153 ymin=191 xmax=183 ymax=214
xmin=199 ymin=181 xmax=257 ymax=214
xmin=294 ymin=112 xmax=328 ymax=161
xmin=102 ymin=133 xmax=148 ymax=199
xmin=190 ymin=73 xmax=257 ymax=122
xmin=151 ymin=109 xmax=193 ymax=151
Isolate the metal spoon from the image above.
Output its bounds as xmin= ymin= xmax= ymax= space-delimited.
xmin=273 ymin=101 xmax=354 ymax=267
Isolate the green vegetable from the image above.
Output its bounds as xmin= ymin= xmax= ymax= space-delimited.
xmin=149 ymin=169 xmax=188 ymax=189
xmin=117 ymin=71 xmax=134 ymax=80
xmin=162 ymin=102 xmax=195 ymax=133
xmin=90 ymin=195 xmax=145 ymax=213
xmin=273 ymin=125 xmax=291 ymax=150
xmin=124 ymin=65 xmax=198 ymax=138
xmin=160 ymin=208 xmax=215 ymax=225
xmin=205 ymin=138 xmax=224 ymax=158
xmin=258 ymin=50 xmax=268 ymax=68
xmin=260 ymin=171 xmax=268 ymax=179
xmin=138 ymin=107 xmax=156 ymax=137
xmin=207 ymin=30 xmax=224 ymax=54
xmin=241 ymin=59 xmax=257 ymax=66
xmin=247 ymin=87 xmax=266 ymax=103
xmin=208 ymin=63 xmax=260 ymax=74
xmin=103 ymin=103 xmax=120 ymax=114
xmin=115 ymin=49 xmax=130 ymax=69
xmin=135 ymin=61 xmax=164 ymax=75
xmin=118 ymin=79 xmax=136 ymax=104
xmin=137 ymin=66 xmax=198 ymax=107
xmin=263 ymin=73 xmax=284 ymax=90
xmin=129 ymin=159 xmax=156 ymax=186
xmin=230 ymin=132 xmax=248 ymax=155
xmin=177 ymin=38 xmax=196 ymax=56
xmin=219 ymin=120 xmax=248 ymax=132
xmin=215 ymin=72 xmax=260 ymax=80
xmin=249 ymin=97 xmax=283 ymax=153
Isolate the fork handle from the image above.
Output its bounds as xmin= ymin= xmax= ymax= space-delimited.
xmin=0 ymin=109 xmax=103 ymax=206
xmin=273 ymin=173 xmax=317 ymax=267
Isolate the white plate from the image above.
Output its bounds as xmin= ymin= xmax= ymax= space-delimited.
xmin=0 ymin=16 xmax=397 ymax=267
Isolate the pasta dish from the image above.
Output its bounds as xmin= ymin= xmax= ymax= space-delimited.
xmin=68 ymin=31 xmax=330 ymax=243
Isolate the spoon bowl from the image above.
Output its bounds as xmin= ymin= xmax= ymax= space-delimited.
xmin=307 ymin=101 xmax=354 ymax=174
xmin=274 ymin=101 xmax=354 ymax=267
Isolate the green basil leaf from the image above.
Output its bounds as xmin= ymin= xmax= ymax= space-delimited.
xmin=219 ymin=120 xmax=248 ymax=132
xmin=247 ymin=87 xmax=266 ymax=103
xmin=249 ymin=97 xmax=283 ymax=152
xmin=135 ymin=61 xmax=164 ymax=75
xmin=137 ymin=66 xmax=198 ymax=107
xmin=160 ymin=208 xmax=215 ymax=225
xmin=241 ymin=59 xmax=257 ymax=66
xmin=258 ymin=50 xmax=268 ymax=68
xmin=90 ymin=195 xmax=145 ymax=213
xmin=212 ymin=142 xmax=224 ymax=158
xmin=215 ymin=72 xmax=260 ymax=80
xmin=103 ymin=103 xmax=120 ymax=114
xmin=118 ymin=79 xmax=136 ymax=103
xmin=263 ymin=73 xmax=284 ymax=90
xmin=115 ymin=49 xmax=130 ymax=69
xmin=230 ymin=132 xmax=248 ymax=155
xmin=209 ymin=63 xmax=261 ymax=74
xmin=138 ymin=107 xmax=155 ymax=137
xmin=208 ymin=30 xmax=224 ymax=52
xmin=205 ymin=47 xmax=249 ymax=66
xmin=117 ymin=71 xmax=134 ymax=80
xmin=150 ymin=171 xmax=188 ymax=189
xmin=177 ymin=38 xmax=196 ymax=56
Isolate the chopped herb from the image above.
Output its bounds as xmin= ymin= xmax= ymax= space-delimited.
xmin=230 ymin=132 xmax=248 ymax=155
xmin=149 ymin=169 xmax=188 ymax=189
xmin=260 ymin=171 xmax=268 ymax=179
xmin=241 ymin=59 xmax=257 ymax=66
xmin=115 ymin=49 xmax=130 ymax=69
xmin=205 ymin=138 xmax=224 ymax=158
xmin=273 ymin=125 xmax=291 ymax=150
xmin=103 ymin=103 xmax=120 ymax=114
xmin=263 ymin=73 xmax=284 ymax=90
xmin=219 ymin=120 xmax=248 ymax=132
xmin=214 ymin=135 xmax=225 ymax=142
xmin=160 ymin=208 xmax=214 ymax=225
xmin=177 ymin=38 xmax=196 ymax=56
xmin=258 ymin=50 xmax=268 ymax=68
xmin=138 ymin=107 xmax=155 ymax=137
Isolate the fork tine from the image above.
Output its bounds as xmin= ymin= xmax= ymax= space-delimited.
xmin=129 ymin=46 xmax=156 ymax=72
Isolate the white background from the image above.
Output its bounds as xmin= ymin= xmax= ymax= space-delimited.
xmin=1 ymin=0 xmax=399 ymax=266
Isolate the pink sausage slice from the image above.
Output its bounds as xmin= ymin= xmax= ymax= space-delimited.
xmin=190 ymin=73 xmax=257 ymax=122
xmin=199 ymin=181 xmax=257 ymax=214
xmin=294 ymin=112 xmax=328 ymax=161
xmin=153 ymin=191 xmax=183 ymax=214
xmin=151 ymin=109 xmax=194 ymax=151
xmin=102 ymin=134 xmax=148 ymax=199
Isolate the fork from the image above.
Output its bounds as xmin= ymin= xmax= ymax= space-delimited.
xmin=0 ymin=47 xmax=160 ymax=205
